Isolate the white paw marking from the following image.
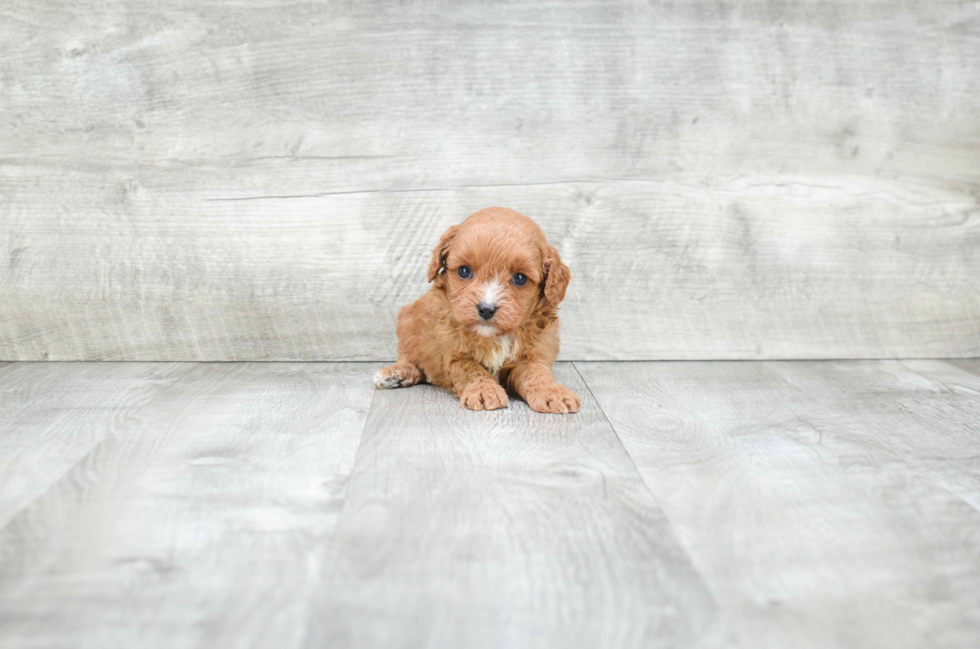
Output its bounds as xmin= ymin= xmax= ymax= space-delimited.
xmin=374 ymin=370 xmax=403 ymax=389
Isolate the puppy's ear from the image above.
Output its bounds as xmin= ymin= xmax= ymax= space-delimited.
xmin=542 ymin=245 xmax=571 ymax=306
xmin=427 ymin=225 xmax=458 ymax=285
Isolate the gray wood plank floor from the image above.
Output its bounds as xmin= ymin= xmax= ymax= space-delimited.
xmin=1 ymin=360 xmax=979 ymax=648
xmin=0 ymin=362 xmax=191 ymax=528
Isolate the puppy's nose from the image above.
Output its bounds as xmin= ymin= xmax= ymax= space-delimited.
xmin=477 ymin=303 xmax=497 ymax=321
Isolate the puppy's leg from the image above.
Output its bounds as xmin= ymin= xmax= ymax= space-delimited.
xmin=508 ymin=362 xmax=580 ymax=414
xmin=448 ymin=358 xmax=509 ymax=411
xmin=374 ymin=360 xmax=424 ymax=389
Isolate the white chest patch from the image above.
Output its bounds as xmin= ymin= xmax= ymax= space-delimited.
xmin=478 ymin=334 xmax=519 ymax=379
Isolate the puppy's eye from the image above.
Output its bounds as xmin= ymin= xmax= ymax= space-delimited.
xmin=457 ymin=266 xmax=472 ymax=279
xmin=512 ymin=272 xmax=528 ymax=286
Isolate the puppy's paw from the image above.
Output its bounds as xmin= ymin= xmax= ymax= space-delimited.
xmin=374 ymin=363 xmax=422 ymax=389
xmin=525 ymin=385 xmax=581 ymax=414
xmin=460 ymin=381 xmax=509 ymax=411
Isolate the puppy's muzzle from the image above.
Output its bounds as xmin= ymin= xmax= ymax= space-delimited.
xmin=477 ymin=302 xmax=497 ymax=321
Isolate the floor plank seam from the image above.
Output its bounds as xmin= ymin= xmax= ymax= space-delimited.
xmin=572 ymin=362 xmax=680 ymax=517
xmin=760 ymin=360 xmax=980 ymax=518
xmin=570 ymin=360 xmax=736 ymax=644
xmin=5 ymin=360 xmax=979 ymax=646
xmin=295 ymin=372 xmax=384 ymax=649
xmin=899 ymin=359 xmax=978 ymax=394
xmin=0 ymin=362 xmax=198 ymax=537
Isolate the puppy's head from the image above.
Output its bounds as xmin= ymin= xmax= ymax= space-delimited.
xmin=427 ymin=207 xmax=570 ymax=338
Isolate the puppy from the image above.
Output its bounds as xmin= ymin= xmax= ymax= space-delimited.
xmin=374 ymin=207 xmax=580 ymax=414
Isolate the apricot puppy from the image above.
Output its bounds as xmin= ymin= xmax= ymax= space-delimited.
xmin=374 ymin=207 xmax=580 ymax=414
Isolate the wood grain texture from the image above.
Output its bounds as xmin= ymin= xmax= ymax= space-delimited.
xmin=576 ymin=360 xmax=980 ymax=649
xmin=304 ymin=363 xmax=732 ymax=649
xmin=0 ymin=362 xmax=377 ymax=649
xmin=948 ymin=359 xmax=980 ymax=377
xmin=765 ymin=359 xmax=980 ymax=512
xmin=2 ymin=1 xmax=979 ymax=360
xmin=0 ymin=361 xmax=189 ymax=527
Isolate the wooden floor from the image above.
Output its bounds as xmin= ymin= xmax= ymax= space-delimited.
xmin=1 ymin=360 xmax=979 ymax=648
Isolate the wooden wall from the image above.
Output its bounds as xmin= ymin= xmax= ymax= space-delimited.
xmin=2 ymin=1 xmax=978 ymax=360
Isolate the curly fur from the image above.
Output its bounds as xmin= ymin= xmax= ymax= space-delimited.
xmin=374 ymin=207 xmax=580 ymax=413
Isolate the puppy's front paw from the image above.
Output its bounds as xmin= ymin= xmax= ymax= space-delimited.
xmin=460 ymin=381 xmax=509 ymax=411
xmin=526 ymin=385 xmax=581 ymax=414
xmin=374 ymin=363 xmax=422 ymax=389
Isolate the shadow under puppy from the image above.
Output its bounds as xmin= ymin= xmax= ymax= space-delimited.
xmin=375 ymin=207 xmax=581 ymax=413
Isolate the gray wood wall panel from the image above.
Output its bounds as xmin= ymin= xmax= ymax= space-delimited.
xmin=2 ymin=1 xmax=978 ymax=360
